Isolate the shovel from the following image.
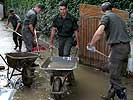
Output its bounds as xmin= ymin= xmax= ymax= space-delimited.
xmin=86 ymin=45 xmax=109 ymax=58
xmin=5 ymin=26 xmax=22 ymax=37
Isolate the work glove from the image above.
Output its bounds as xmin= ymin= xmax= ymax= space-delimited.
xmin=86 ymin=44 xmax=96 ymax=52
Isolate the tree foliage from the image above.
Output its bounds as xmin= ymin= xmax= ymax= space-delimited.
xmin=5 ymin=0 xmax=132 ymax=34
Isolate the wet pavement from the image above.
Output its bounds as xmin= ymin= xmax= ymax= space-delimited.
xmin=0 ymin=20 xmax=133 ymax=100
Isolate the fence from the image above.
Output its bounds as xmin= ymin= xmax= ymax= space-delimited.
xmin=79 ymin=16 xmax=109 ymax=69
xmin=78 ymin=4 xmax=129 ymax=69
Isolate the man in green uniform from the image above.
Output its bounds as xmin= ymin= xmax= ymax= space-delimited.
xmin=6 ymin=9 xmax=22 ymax=52
xmin=22 ymin=3 xmax=44 ymax=52
xmin=87 ymin=2 xmax=130 ymax=100
xmin=49 ymin=1 xmax=79 ymax=56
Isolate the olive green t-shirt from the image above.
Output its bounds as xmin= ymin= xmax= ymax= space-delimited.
xmin=8 ymin=14 xmax=21 ymax=29
xmin=23 ymin=9 xmax=37 ymax=28
xmin=52 ymin=13 xmax=78 ymax=37
xmin=100 ymin=12 xmax=130 ymax=44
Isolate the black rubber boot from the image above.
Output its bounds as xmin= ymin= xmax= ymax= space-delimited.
xmin=116 ymin=88 xmax=127 ymax=100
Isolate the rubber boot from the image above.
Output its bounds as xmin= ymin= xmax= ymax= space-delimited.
xmin=116 ymin=88 xmax=127 ymax=100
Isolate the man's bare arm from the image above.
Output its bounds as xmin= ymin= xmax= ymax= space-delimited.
xmin=90 ymin=25 xmax=105 ymax=46
xmin=50 ymin=27 xmax=57 ymax=47
xmin=74 ymin=29 xmax=79 ymax=48
xmin=15 ymin=23 xmax=21 ymax=32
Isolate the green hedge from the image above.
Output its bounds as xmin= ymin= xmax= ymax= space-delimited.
xmin=5 ymin=0 xmax=132 ymax=35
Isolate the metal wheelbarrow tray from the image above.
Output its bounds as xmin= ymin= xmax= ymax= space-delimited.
xmin=41 ymin=56 xmax=78 ymax=76
xmin=41 ymin=56 xmax=78 ymax=71
xmin=41 ymin=56 xmax=79 ymax=100
xmin=6 ymin=52 xmax=38 ymax=69
xmin=4 ymin=52 xmax=38 ymax=87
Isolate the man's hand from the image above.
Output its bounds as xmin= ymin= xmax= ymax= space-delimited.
xmin=5 ymin=25 xmax=9 ymax=29
xmin=86 ymin=44 xmax=96 ymax=52
xmin=76 ymin=44 xmax=79 ymax=49
xmin=49 ymin=44 xmax=53 ymax=49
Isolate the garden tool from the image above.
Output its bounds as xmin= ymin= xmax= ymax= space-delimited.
xmin=87 ymin=45 xmax=109 ymax=58
xmin=95 ymin=49 xmax=109 ymax=58
xmin=31 ymin=30 xmax=46 ymax=52
xmin=6 ymin=26 xmax=22 ymax=37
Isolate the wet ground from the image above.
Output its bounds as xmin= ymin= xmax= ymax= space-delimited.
xmin=0 ymin=20 xmax=133 ymax=100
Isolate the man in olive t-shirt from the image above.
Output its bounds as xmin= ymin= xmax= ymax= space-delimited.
xmin=6 ymin=9 xmax=22 ymax=52
xmin=88 ymin=2 xmax=130 ymax=100
xmin=49 ymin=1 xmax=79 ymax=56
xmin=22 ymin=3 xmax=44 ymax=52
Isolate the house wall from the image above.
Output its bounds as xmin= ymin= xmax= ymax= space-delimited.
xmin=0 ymin=4 xmax=4 ymax=20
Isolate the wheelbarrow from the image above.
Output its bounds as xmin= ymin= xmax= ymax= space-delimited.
xmin=41 ymin=56 xmax=78 ymax=100
xmin=0 ymin=52 xmax=38 ymax=87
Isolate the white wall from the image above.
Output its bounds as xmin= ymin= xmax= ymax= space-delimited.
xmin=0 ymin=4 xmax=4 ymax=20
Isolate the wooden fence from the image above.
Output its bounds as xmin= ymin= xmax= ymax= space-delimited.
xmin=78 ymin=4 xmax=129 ymax=69
xmin=79 ymin=16 xmax=109 ymax=69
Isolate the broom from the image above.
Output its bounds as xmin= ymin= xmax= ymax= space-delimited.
xmin=32 ymin=30 xmax=47 ymax=52
xmin=5 ymin=27 xmax=46 ymax=52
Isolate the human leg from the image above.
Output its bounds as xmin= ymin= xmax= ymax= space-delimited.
xmin=18 ymin=36 xmax=22 ymax=52
xmin=13 ymin=32 xmax=18 ymax=49
xmin=63 ymin=37 xmax=73 ymax=56
xmin=102 ymin=43 xmax=130 ymax=100
xmin=58 ymin=37 xmax=66 ymax=56
xmin=23 ymin=35 xmax=33 ymax=52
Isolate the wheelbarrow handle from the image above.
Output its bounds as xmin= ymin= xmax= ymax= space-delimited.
xmin=74 ymin=48 xmax=79 ymax=57
xmin=7 ymin=26 xmax=22 ymax=37
xmin=0 ymin=54 xmax=9 ymax=66
xmin=49 ymin=48 xmax=53 ymax=57
xmin=95 ymin=50 xmax=109 ymax=58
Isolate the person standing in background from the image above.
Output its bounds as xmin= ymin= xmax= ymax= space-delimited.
xmin=21 ymin=3 xmax=44 ymax=52
xmin=6 ymin=9 xmax=22 ymax=52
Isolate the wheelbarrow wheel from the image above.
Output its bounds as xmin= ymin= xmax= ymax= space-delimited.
xmin=52 ymin=77 xmax=62 ymax=100
xmin=22 ymin=67 xmax=33 ymax=87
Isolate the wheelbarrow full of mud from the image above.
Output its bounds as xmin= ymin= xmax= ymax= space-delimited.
xmin=41 ymin=56 xmax=78 ymax=100
xmin=0 ymin=52 xmax=38 ymax=87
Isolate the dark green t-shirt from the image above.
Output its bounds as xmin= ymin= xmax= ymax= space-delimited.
xmin=8 ymin=14 xmax=21 ymax=29
xmin=100 ymin=12 xmax=130 ymax=44
xmin=23 ymin=9 xmax=37 ymax=28
xmin=52 ymin=13 xmax=78 ymax=37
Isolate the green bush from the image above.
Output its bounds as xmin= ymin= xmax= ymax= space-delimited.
xmin=5 ymin=0 xmax=132 ymax=36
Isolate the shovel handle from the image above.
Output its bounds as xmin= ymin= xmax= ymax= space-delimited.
xmin=95 ymin=50 xmax=109 ymax=58
xmin=49 ymin=48 xmax=53 ymax=57
xmin=7 ymin=27 xmax=22 ymax=37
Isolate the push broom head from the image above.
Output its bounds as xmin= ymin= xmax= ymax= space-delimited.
xmin=32 ymin=45 xmax=47 ymax=52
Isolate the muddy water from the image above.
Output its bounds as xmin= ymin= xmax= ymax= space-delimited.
xmin=13 ymin=63 xmax=133 ymax=100
xmin=0 ymin=20 xmax=133 ymax=100
xmin=13 ymin=63 xmax=108 ymax=100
